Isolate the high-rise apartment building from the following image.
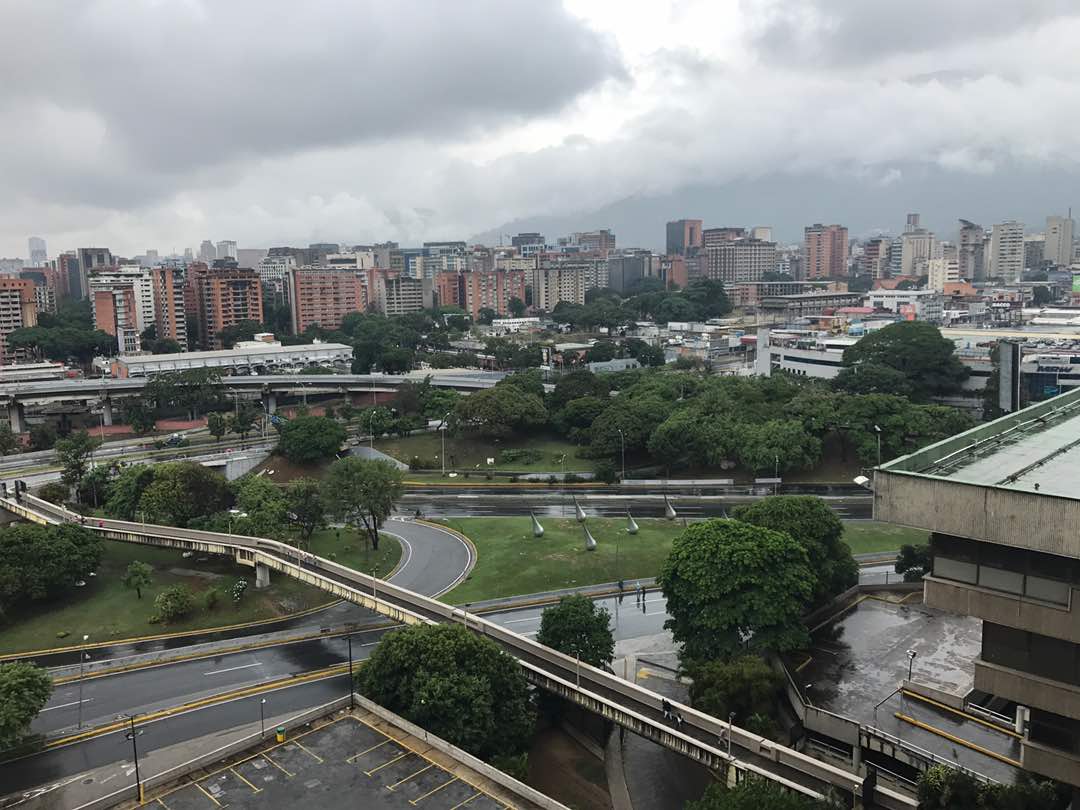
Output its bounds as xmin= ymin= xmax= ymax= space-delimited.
xmin=287 ymin=267 xmax=365 ymax=334
xmin=73 ymin=247 xmax=114 ymax=299
xmin=461 ymin=270 xmax=526 ymax=320
xmin=531 ymin=263 xmax=606 ymax=311
xmin=152 ymin=267 xmax=187 ymax=350
xmin=571 ymin=230 xmax=616 ymax=254
xmin=370 ymin=270 xmax=432 ymax=316
xmin=27 ymin=237 xmax=46 ymax=266
xmin=987 ymin=221 xmax=1025 ymax=280
xmin=1025 ymin=235 xmax=1047 ymax=273
xmin=216 ymin=240 xmax=238 ymax=260
xmin=434 ymin=272 xmax=461 ymax=309
xmin=93 ymin=286 xmax=141 ymax=354
xmin=927 ymin=257 xmax=960 ymax=292
xmin=666 ymin=219 xmax=703 ymax=256
xmin=704 ymin=239 xmax=777 ymax=284
xmin=258 ymin=254 xmax=296 ymax=307
xmin=861 ymin=237 xmax=891 ymax=278
xmin=89 ymin=266 xmax=155 ymax=334
xmin=803 ymin=224 xmax=849 ymax=279
xmin=1044 ymin=215 xmax=1075 ymax=267
xmin=0 ymin=278 xmax=37 ymax=364
xmin=199 ymin=240 xmax=217 ymax=262
xmin=607 ymin=253 xmax=651 ymax=294
xmin=900 ymin=228 xmax=936 ymax=277
xmin=185 ymin=264 xmax=263 ymax=348
xmin=703 ymin=227 xmax=747 ymax=247
xmin=958 ymin=220 xmax=985 ymax=281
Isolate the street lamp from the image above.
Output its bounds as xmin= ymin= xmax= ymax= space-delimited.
xmin=227 ymin=509 xmax=248 ymax=535
xmin=440 ymin=412 xmax=451 ymax=477
xmin=773 ymin=454 xmax=779 ymax=495
xmin=727 ymin=712 xmax=735 ymax=757
xmin=77 ymin=634 xmax=90 ymax=729
xmin=906 ymin=648 xmax=918 ymax=681
xmin=369 ymin=409 xmax=376 ymax=449
xmin=874 ymin=424 xmax=882 ymax=467
xmin=259 ymin=698 xmax=267 ymax=738
xmin=617 ymin=428 xmax=625 ymax=482
xmin=347 ymin=635 xmax=355 ymax=709
xmin=117 ymin=713 xmax=144 ymax=804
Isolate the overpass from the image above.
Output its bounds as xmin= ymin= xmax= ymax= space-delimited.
xmin=0 ymin=493 xmax=914 ymax=809
xmin=0 ymin=372 xmax=504 ymax=432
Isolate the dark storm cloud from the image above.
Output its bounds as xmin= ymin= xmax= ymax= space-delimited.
xmin=745 ymin=0 xmax=1080 ymax=66
xmin=0 ymin=0 xmax=624 ymax=196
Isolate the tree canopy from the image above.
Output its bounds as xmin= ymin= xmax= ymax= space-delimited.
xmin=537 ymin=594 xmax=615 ymax=668
xmin=840 ymin=321 xmax=969 ymax=401
xmin=357 ymin=624 xmax=534 ymax=762
xmin=732 ymin=496 xmax=857 ymax=607
xmin=687 ymin=781 xmax=837 ymax=810
xmin=136 ymin=462 xmax=233 ymax=526
xmin=454 ymin=384 xmax=547 ymax=437
xmin=277 ymin=415 xmax=346 ymax=463
xmin=686 ymin=655 xmax=784 ymax=739
xmin=0 ymin=523 xmax=103 ymax=612
xmin=916 ymin=765 xmax=1069 ymax=810
xmin=321 ymin=457 xmax=404 ymax=551
xmin=657 ymin=519 xmax=814 ymax=662
xmin=0 ymin=662 xmax=53 ymax=752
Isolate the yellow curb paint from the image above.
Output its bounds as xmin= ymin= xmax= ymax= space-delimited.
xmin=899 ymin=690 xmax=1021 ymax=740
xmin=893 ymin=713 xmax=1020 ymax=767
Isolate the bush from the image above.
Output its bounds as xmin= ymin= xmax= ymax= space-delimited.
xmin=201 ymin=586 xmax=223 ymax=611
xmin=231 ymin=579 xmax=249 ymax=603
xmin=408 ymin=455 xmax=437 ymax=471
xmin=594 ymin=460 xmax=618 ymax=484
xmin=153 ymin=585 xmax=195 ymax=623
xmin=498 ymin=448 xmax=542 ymax=465
xmin=37 ymin=482 xmax=70 ymax=505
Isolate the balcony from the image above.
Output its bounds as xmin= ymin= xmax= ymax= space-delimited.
xmin=974 ymin=658 xmax=1080 ymax=722
xmin=924 ymin=575 xmax=1079 ymax=643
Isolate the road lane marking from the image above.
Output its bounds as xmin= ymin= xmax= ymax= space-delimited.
xmin=410 ymin=775 xmax=458 ymax=804
xmin=203 ymin=662 xmax=263 ymax=676
xmin=40 ymin=698 xmax=92 ymax=712
xmin=388 ymin=763 xmax=432 ymax=790
xmin=504 ymin=617 xmax=539 ymax=625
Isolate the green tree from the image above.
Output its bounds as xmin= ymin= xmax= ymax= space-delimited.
xmin=121 ymin=560 xmax=154 ymax=599
xmin=732 ymin=497 xmax=857 ymax=606
xmin=589 ymin=392 xmax=669 ymax=458
xmin=508 ymin=297 xmax=526 ymax=317
xmin=124 ymin=398 xmax=158 ymax=435
xmin=831 ymin=363 xmax=914 ymax=398
xmin=734 ymin=420 xmax=821 ymax=475
xmin=895 ymin=544 xmax=931 ymax=582
xmin=0 ymin=524 xmax=103 ymax=612
xmin=144 ymin=368 xmax=223 ymax=418
xmin=28 ymin=422 xmax=57 ymax=451
xmin=358 ymin=624 xmax=534 ymax=762
xmin=321 ymin=457 xmax=404 ymax=551
xmin=37 ymin=481 xmax=70 ymax=505
xmin=551 ymin=369 xmax=610 ymax=409
xmin=153 ymin=584 xmax=195 ymax=623
xmin=1032 ymin=285 xmax=1052 ymax=306
xmin=234 ymin=474 xmax=289 ymax=538
xmin=55 ymin=430 xmax=101 ymax=503
xmin=686 ymin=656 xmax=784 ymax=739
xmin=379 ymin=346 xmax=415 ymax=373
xmin=78 ymin=464 xmax=114 ymax=508
xmin=229 ymin=406 xmax=258 ymax=441
xmin=216 ymin=319 xmax=263 ymax=349
xmin=277 ymin=415 xmax=346 ymax=463
xmin=285 ymin=478 xmax=326 ymax=544
xmin=104 ymin=464 xmax=155 ymax=520
xmin=657 ymin=520 xmax=815 ymax=662
xmin=682 ymin=278 xmax=732 ymax=318
xmin=206 ymin=412 xmax=229 ymax=441
xmin=137 ymin=462 xmax=233 ymax=527
xmin=916 ymin=764 xmax=1068 ymax=809
xmin=0 ymin=423 xmax=18 ymax=455
xmin=477 ymin=307 xmax=497 ymax=325
xmin=688 ymin=780 xmax=836 ymax=810
xmin=537 ymin=594 xmax=614 ymax=667
xmin=841 ymin=321 xmax=969 ymax=401
xmin=0 ymin=662 xmax=53 ymax=752
xmin=454 ymin=385 xmax=547 ymax=437
xmin=553 ymin=396 xmax=608 ymax=444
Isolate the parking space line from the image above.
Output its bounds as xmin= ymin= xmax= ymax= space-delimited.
xmin=348 ymin=739 xmax=391 ymax=762
xmin=365 ymin=752 xmax=408 ymax=776
xmin=231 ymin=767 xmax=261 ymax=793
xmin=156 ymin=799 xmax=170 ymax=809
xmin=448 ymin=793 xmax=481 ymax=810
xmin=294 ymin=740 xmax=325 ymax=763
xmin=388 ymin=763 xmax=433 ymax=790
xmin=262 ymin=752 xmax=294 ymax=777
xmin=195 ymin=782 xmax=223 ymax=807
xmin=410 ymin=775 xmax=458 ymax=804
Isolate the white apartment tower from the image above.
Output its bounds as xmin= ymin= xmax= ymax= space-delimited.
xmin=1044 ymin=215 xmax=1075 ymax=267
xmin=987 ymin=221 xmax=1025 ymax=280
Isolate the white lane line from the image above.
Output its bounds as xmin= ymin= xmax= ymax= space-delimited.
xmin=504 ymin=616 xmax=540 ymax=625
xmin=380 ymin=531 xmax=414 ymax=583
xmin=40 ymin=698 xmax=92 ymax=712
xmin=203 ymin=662 xmax=263 ymax=676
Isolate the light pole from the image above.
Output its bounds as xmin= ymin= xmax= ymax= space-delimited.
xmin=440 ymin=412 xmax=450 ymax=476
xmin=727 ymin=712 xmax=735 ymax=757
xmin=77 ymin=634 xmax=89 ymax=729
xmin=369 ymin=409 xmax=376 ymax=449
xmin=617 ymin=429 xmax=625 ymax=482
xmin=119 ymin=713 xmax=143 ymax=804
xmin=906 ymin=648 xmax=917 ymax=681
xmin=773 ymin=454 xmax=779 ymax=495
xmin=874 ymin=424 xmax=882 ymax=467
xmin=347 ymin=635 xmax=354 ymax=709
xmin=259 ymin=698 xmax=266 ymax=738
xmin=227 ymin=509 xmax=247 ymax=535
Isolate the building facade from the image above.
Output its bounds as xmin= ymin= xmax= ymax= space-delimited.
xmin=958 ymin=220 xmax=985 ymax=281
xmin=988 ymin=221 xmax=1026 ymax=280
xmin=0 ymin=278 xmax=37 ymax=364
xmin=88 ymin=266 xmax=155 ymax=334
xmin=665 ymin=219 xmax=703 ymax=256
xmin=152 ymin=267 xmax=188 ymax=350
xmin=287 ymin=267 xmax=365 ymax=334
xmin=460 ymin=270 xmax=526 ymax=320
xmin=1045 ymin=216 xmax=1075 ymax=267
xmin=704 ymin=238 xmax=777 ymax=284
xmin=371 ymin=270 xmax=433 ymax=316
xmin=185 ymin=264 xmax=264 ymax=348
xmin=803 ymin=224 xmax=849 ymax=279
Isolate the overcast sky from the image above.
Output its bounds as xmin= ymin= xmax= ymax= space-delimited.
xmin=3 ymin=0 xmax=1080 ymax=258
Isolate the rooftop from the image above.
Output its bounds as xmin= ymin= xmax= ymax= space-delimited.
xmin=119 ymin=341 xmax=352 ymax=366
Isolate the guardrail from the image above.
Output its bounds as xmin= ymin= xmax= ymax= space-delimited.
xmin=5 ymin=493 xmax=915 ymax=809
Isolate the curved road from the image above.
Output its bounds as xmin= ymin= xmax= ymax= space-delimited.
xmin=15 ymin=519 xmax=473 ymax=670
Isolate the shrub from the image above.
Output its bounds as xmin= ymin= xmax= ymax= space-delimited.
xmin=153 ymin=585 xmax=195 ymax=623
xmin=498 ymin=448 xmax=542 ymax=465
xmin=231 ymin=579 xmax=249 ymax=603
xmin=201 ymin=586 xmax=223 ymax=611
xmin=594 ymin=460 xmax=618 ymax=484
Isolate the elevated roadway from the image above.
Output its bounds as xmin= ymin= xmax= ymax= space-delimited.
xmin=0 ymin=493 xmax=912 ymax=808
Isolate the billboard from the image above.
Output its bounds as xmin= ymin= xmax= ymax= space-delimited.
xmin=1073 ymin=274 xmax=1080 ymax=293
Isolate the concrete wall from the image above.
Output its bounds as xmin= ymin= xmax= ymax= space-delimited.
xmin=925 ymin=576 xmax=1079 ymax=644
xmin=975 ymin=659 xmax=1080 ymax=722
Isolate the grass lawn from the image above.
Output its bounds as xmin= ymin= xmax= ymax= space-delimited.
xmin=0 ymin=530 xmax=401 ymax=655
xmin=375 ymin=433 xmax=595 ymax=474
xmin=439 ymin=516 xmax=679 ymax=603
xmin=842 ymin=521 xmax=929 ymax=555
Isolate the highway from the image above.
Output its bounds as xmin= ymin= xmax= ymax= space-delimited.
xmin=0 ymin=495 xmax=913 ymax=807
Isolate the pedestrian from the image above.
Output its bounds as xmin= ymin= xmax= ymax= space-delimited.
xmin=661 ymin=699 xmax=672 ymax=720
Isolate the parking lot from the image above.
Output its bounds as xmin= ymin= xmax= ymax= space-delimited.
xmin=149 ymin=714 xmax=513 ymax=810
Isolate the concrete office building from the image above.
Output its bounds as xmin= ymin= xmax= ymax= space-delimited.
xmin=666 ymin=219 xmax=703 ymax=256
xmin=571 ymin=230 xmax=615 ymax=254
xmin=152 ymin=267 xmax=187 ymax=350
xmin=875 ymin=389 xmax=1080 ymax=792
xmin=74 ymin=247 xmax=114 ymax=299
xmin=803 ymin=224 xmax=849 ymax=279
xmin=988 ymin=221 xmax=1026 ymax=280
xmin=258 ymin=254 xmax=296 ymax=306
xmin=371 ymin=270 xmax=432 ymax=316
xmin=236 ymin=248 xmax=268 ymax=270
xmin=861 ymin=237 xmax=891 ymax=279
xmin=89 ymin=266 xmax=155 ymax=333
xmin=1025 ymin=234 xmax=1048 ymax=273
xmin=215 ymin=240 xmax=238 ymax=260
xmin=288 ymin=267 xmax=365 ymax=334
xmin=27 ymin=237 xmax=46 ymax=266
xmin=93 ymin=286 xmax=141 ymax=354
xmin=199 ymin=240 xmax=217 ymax=262
xmin=607 ymin=253 xmax=650 ymax=293
xmin=0 ymin=278 xmax=37 ymax=364
xmin=113 ymin=340 xmax=353 ymax=379
xmin=866 ymin=289 xmax=944 ymax=322
xmin=958 ymin=220 xmax=985 ymax=281
xmin=1045 ymin=216 xmax=1075 ymax=267
xmin=900 ymin=229 xmax=936 ymax=277
xmin=928 ymin=257 xmax=961 ymax=292
xmin=703 ymin=227 xmax=746 ymax=247
xmin=704 ymin=238 xmax=777 ymax=284
xmin=185 ymin=264 xmax=263 ymax=348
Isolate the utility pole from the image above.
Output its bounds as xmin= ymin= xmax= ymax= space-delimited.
xmin=120 ymin=714 xmax=143 ymax=804
xmin=77 ymin=635 xmax=89 ymax=729
xmin=617 ymin=428 xmax=625 ymax=482
xmin=347 ymin=636 xmax=354 ymax=709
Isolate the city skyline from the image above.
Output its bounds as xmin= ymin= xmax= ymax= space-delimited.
xmin=4 ymin=2 xmax=1080 ymax=256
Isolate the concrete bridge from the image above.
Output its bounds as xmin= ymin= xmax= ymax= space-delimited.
xmin=0 ymin=372 xmax=504 ymax=432
xmin=0 ymin=492 xmax=915 ymax=809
